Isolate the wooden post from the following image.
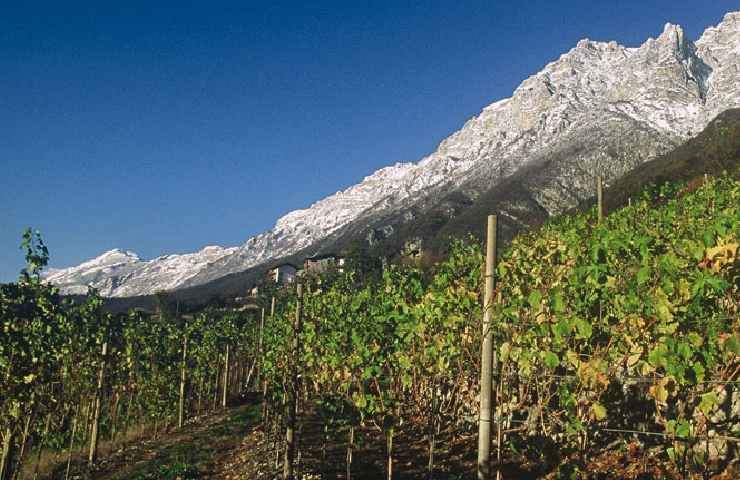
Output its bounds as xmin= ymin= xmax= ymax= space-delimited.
xmin=477 ymin=215 xmax=497 ymax=480
xmin=246 ymin=307 xmax=266 ymax=391
xmin=222 ymin=344 xmax=230 ymax=409
xmin=121 ymin=388 xmax=134 ymax=448
xmin=597 ymin=175 xmax=604 ymax=224
xmin=262 ymin=297 xmax=276 ymax=422
xmin=64 ymin=402 xmax=81 ymax=480
xmin=178 ymin=333 xmax=189 ymax=428
xmin=32 ymin=411 xmax=52 ymax=480
xmin=495 ymin=313 xmax=503 ymax=480
xmin=257 ymin=307 xmax=265 ymax=385
xmin=89 ymin=341 xmax=107 ymax=465
xmin=212 ymin=365 xmax=220 ymax=410
xmin=386 ymin=426 xmax=394 ymax=480
xmin=108 ymin=392 xmax=120 ymax=455
xmin=346 ymin=425 xmax=354 ymax=480
xmin=0 ymin=426 xmax=13 ymax=480
xmin=283 ymin=284 xmax=303 ymax=480
xmin=14 ymin=406 xmax=34 ymax=477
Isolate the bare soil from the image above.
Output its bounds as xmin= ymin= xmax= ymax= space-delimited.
xmin=39 ymin=396 xmax=737 ymax=479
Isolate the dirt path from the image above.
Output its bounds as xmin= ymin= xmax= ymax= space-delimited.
xmin=47 ymin=398 xmax=738 ymax=480
xmin=46 ymin=400 xmax=261 ymax=480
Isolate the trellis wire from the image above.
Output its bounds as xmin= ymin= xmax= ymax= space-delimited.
xmin=498 ymin=417 xmax=740 ymax=444
xmin=489 ymin=371 xmax=739 ymax=385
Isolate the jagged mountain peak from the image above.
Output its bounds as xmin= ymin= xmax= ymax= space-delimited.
xmin=47 ymin=11 xmax=740 ymax=298
xmin=697 ymin=11 xmax=740 ymax=47
xmin=722 ymin=10 xmax=740 ymax=23
xmin=655 ymin=22 xmax=692 ymax=55
xmin=660 ymin=22 xmax=684 ymax=36
xmin=85 ymin=248 xmax=141 ymax=265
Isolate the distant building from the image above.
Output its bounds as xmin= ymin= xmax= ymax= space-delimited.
xmin=268 ymin=263 xmax=298 ymax=286
xmin=381 ymin=256 xmax=389 ymax=270
xmin=402 ymin=238 xmax=423 ymax=258
xmin=304 ymin=254 xmax=345 ymax=275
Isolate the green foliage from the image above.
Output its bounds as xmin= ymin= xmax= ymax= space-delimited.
xmin=260 ymin=173 xmax=738 ymax=471
xmin=0 ymin=231 xmax=257 ymax=477
xmin=132 ymin=462 xmax=201 ymax=480
xmin=19 ymin=227 xmax=49 ymax=283
xmin=491 ymin=173 xmax=738 ymax=465
xmin=1 ymin=173 xmax=737 ymax=477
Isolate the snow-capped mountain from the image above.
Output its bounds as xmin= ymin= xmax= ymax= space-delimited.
xmin=45 ymin=245 xmax=236 ymax=296
xmin=45 ymin=12 xmax=740 ymax=298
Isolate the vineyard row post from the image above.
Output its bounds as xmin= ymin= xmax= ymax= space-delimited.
xmin=246 ymin=306 xmax=266 ymax=391
xmin=257 ymin=306 xmax=265 ymax=388
xmin=178 ymin=328 xmax=189 ymax=428
xmin=88 ymin=340 xmax=108 ymax=465
xmin=284 ymin=283 xmax=303 ymax=480
xmin=0 ymin=408 xmax=15 ymax=480
xmin=478 ymin=214 xmax=498 ymax=480
xmin=222 ymin=344 xmax=230 ymax=409
xmin=262 ymin=297 xmax=276 ymax=424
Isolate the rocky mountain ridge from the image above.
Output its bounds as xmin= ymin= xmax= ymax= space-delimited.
xmin=45 ymin=12 xmax=740 ymax=297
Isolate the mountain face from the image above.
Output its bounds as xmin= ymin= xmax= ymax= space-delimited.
xmin=46 ymin=12 xmax=740 ymax=298
xmin=45 ymin=246 xmax=236 ymax=297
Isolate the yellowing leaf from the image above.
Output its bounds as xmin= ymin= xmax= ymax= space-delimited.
xmin=566 ymin=350 xmax=580 ymax=368
xmin=590 ymin=402 xmax=607 ymax=421
xmin=627 ymin=352 xmax=642 ymax=367
xmin=705 ymin=239 xmax=738 ymax=272
xmin=655 ymin=300 xmax=673 ymax=323
xmin=698 ymin=392 xmax=719 ymax=416
xmin=649 ymin=382 xmax=668 ymax=403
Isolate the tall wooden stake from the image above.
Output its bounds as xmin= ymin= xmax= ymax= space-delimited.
xmin=0 ymin=359 xmax=13 ymax=480
xmin=32 ymin=412 xmax=52 ymax=480
xmin=262 ymin=298 xmax=275 ymax=423
xmin=284 ymin=284 xmax=303 ymax=480
xmin=346 ymin=425 xmax=354 ymax=480
xmin=14 ymin=406 xmax=34 ymax=478
xmin=222 ymin=344 xmax=230 ymax=409
xmin=65 ymin=402 xmax=81 ymax=480
xmin=246 ymin=307 xmax=266 ymax=391
xmin=597 ymin=175 xmax=604 ymax=224
xmin=477 ymin=215 xmax=497 ymax=480
xmin=257 ymin=306 xmax=265 ymax=385
xmin=0 ymin=426 xmax=13 ymax=480
xmin=178 ymin=333 xmax=189 ymax=428
xmin=88 ymin=341 xmax=107 ymax=465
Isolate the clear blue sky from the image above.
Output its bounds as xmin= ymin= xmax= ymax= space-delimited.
xmin=1 ymin=1 xmax=736 ymax=282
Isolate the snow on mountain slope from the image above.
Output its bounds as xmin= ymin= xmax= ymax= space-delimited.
xmin=43 ymin=249 xmax=141 ymax=295
xmin=44 ymin=245 xmax=236 ymax=296
xmin=45 ymin=11 xmax=740 ymax=297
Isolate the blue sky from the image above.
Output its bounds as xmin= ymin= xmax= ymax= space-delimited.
xmin=1 ymin=1 xmax=737 ymax=281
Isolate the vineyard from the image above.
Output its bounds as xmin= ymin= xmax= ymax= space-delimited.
xmin=1 ymin=173 xmax=738 ymax=479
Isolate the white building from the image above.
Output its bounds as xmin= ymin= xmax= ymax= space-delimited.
xmin=304 ymin=254 xmax=345 ymax=275
xmin=268 ymin=263 xmax=298 ymax=286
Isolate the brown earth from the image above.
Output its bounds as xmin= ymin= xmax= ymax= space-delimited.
xmin=41 ymin=396 xmax=737 ymax=479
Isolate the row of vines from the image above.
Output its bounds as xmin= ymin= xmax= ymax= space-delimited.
xmin=259 ymin=174 xmax=738 ymax=478
xmin=1 ymin=173 xmax=738 ymax=479
xmin=0 ymin=232 xmax=262 ymax=479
